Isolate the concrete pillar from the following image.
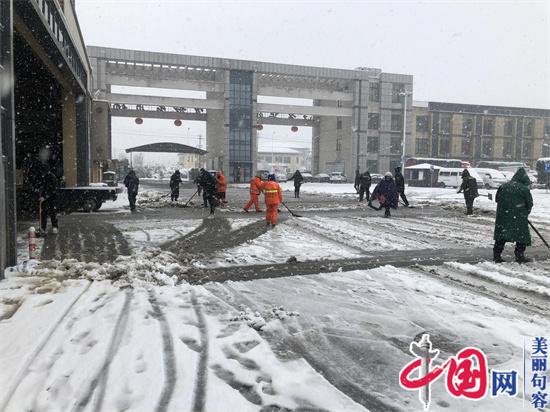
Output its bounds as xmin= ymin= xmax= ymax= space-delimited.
xmin=62 ymin=89 xmax=78 ymax=187
xmin=451 ymin=114 xmax=463 ymax=157
xmin=90 ymin=100 xmax=110 ymax=182
xmin=206 ymin=69 xmax=228 ymax=173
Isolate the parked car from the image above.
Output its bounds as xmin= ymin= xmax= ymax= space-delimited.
xmin=471 ymin=168 xmax=507 ymax=189
xmin=301 ymin=172 xmax=314 ymax=183
xmin=370 ymin=173 xmax=383 ymax=184
xmin=314 ymin=173 xmax=330 ymax=183
xmin=329 ymin=172 xmax=347 ymax=183
xmin=275 ymin=173 xmax=287 ymax=182
xmin=438 ymin=168 xmax=484 ymax=189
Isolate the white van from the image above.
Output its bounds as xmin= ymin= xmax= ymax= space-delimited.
xmin=438 ymin=168 xmax=484 ymax=188
xmin=471 ymin=168 xmax=508 ymax=189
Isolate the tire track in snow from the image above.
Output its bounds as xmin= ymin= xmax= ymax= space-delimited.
xmin=147 ymin=290 xmax=177 ymax=412
xmin=0 ymin=281 xmax=93 ymax=411
xmin=190 ymin=288 xmax=209 ymax=412
xmin=72 ymin=289 xmax=133 ymax=412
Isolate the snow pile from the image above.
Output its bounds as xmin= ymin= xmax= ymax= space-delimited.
xmin=270 ymin=306 xmax=300 ymax=320
xmin=136 ymin=190 xmax=192 ymax=209
xmin=14 ymin=249 xmax=186 ymax=287
xmin=229 ymin=305 xmax=300 ymax=330
xmin=230 ymin=307 xmax=267 ymax=330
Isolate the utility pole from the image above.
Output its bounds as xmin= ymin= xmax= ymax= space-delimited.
xmin=399 ymin=90 xmax=413 ymax=171
xmin=355 ymin=80 xmax=363 ymax=172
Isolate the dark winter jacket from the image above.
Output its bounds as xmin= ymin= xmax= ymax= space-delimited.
xmin=394 ymin=168 xmax=405 ymax=192
xmin=372 ymin=177 xmax=398 ymax=208
xmin=458 ymin=169 xmax=478 ymax=200
xmin=359 ymin=172 xmax=372 ymax=187
xmin=354 ymin=171 xmax=361 ymax=189
xmin=40 ymin=170 xmax=58 ymax=200
xmin=170 ymin=172 xmax=182 ymax=190
xmin=199 ymin=170 xmax=217 ymax=194
xmin=493 ymin=168 xmax=533 ymax=245
xmin=124 ymin=171 xmax=140 ymax=195
xmin=289 ymin=170 xmax=304 ymax=187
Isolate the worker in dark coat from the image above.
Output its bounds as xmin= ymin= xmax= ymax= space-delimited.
xmin=198 ymin=168 xmax=217 ymax=215
xmin=358 ymin=171 xmax=372 ymax=202
xmin=354 ymin=169 xmax=361 ymax=193
xmin=457 ymin=169 xmax=478 ymax=215
xmin=370 ymin=172 xmax=398 ymax=217
xmin=493 ymin=168 xmax=533 ymax=263
xmin=38 ymin=168 xmax=59 ymax=236
xmin=394 ymin=167 xmax=409 ymax=207
xmin=288 ymin=170 xmax=304 ymax=198
xmin=124 ymin=169 xmax=140 ymax=212
xmin=170 ymin=170 xmax=182 ymax=201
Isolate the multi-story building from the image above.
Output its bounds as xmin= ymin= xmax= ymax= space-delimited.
xmin=411 ymin=102 xmax=550 ymax=167
xmin=257 ymin=148 xmax=310 ymax=174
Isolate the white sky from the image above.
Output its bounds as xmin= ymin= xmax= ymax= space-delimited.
xmin=76 ymin=0 xmax=550 ymax=164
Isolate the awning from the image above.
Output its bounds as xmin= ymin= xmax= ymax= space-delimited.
xmin=125 ymin=142 xmax=207 ymax=155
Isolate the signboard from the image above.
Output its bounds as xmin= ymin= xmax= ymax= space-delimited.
xmin=544 ymin=163 xmax=550 ymax=173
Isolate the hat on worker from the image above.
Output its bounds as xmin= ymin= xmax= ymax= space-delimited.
xmin=385 ymin=172 xmax=393 ymax=178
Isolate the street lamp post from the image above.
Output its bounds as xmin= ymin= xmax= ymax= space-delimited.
xmin=399 ymin=90 xmax=413 ymax=171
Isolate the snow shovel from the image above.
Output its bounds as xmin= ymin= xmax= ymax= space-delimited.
xmin=182 ymin=189 xmax=199 ymax=208
xmin=478 ymin=193 xmax=493 ymax=201
xmin=528 ymin=220 xmax=550 ymax=251
xmin=281 ymin=202 xmax=302 ymax=218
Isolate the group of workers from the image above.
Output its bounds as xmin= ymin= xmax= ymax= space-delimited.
xmin=120 ymin=164 xmax=535 ymax=263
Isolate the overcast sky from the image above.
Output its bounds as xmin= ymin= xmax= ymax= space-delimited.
xmin=76 ymin=0 xmax=550 ymax=164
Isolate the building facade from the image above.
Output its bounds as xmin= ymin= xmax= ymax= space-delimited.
xmin=0 ymin=0 xmax=92 ymax=275
xmin=257 ymin=148 xmax=309 ymax=174
xmin=410 ymin=102 xmax=550 ymax=166
xmin=87 ymin=46 xmax=412 ymax=181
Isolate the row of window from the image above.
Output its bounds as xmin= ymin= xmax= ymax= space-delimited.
xmin=414 ymin=137 xmax=536 ymax=158
xmin=366 ymin=113 xmax=403 ymax=131
xmin=416 ymin=115 xmax=548 ymax=137
xmin=258 ymin=155 xmax=296 ymax=163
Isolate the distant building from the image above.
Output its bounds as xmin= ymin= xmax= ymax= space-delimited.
xmin=257 ymin=147 xmax=310 ymax=174
xmin=177 ymin=153 xmax=203 ymax=170
xmin=411 ymin=102 xmax=550 ymax=167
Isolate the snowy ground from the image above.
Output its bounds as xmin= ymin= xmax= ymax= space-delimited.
xmin=2 ymin=182 xmax=549 ymax=411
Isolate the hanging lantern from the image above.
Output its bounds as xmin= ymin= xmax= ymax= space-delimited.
xmin=256 ymin=124 xmax=263 ymax=131
xmin=291 ymin=126 xmax=298 ymax=132
xmin=174 ymin=119 xmax=182 ymax=127
xmin=135 ymin=117 xmax=143 ymax=125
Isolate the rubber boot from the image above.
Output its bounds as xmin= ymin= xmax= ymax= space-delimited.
xmin=515 ymin=244 xmax=531 ymax=264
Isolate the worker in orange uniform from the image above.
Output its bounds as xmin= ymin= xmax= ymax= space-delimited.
xmin=216 ymin=170 xmax=227 ymax=205
xmin=243 ymin=172 xmax=263 ymax=213
xmin=262 ymin=174 xmax=283 ymax=227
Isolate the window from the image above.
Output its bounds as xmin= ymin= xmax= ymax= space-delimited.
xmin=391 ymin=114 xmax=402 ymax=131
xmin=524 ymin=119 xmax=533 ymax=137
xmin=416 ymin=116 xmax=428 ymax=133
xmin=265 ymin=156 xmax=272 ymax=162
xmin=368 ymin=113 xmax=379 ymax=130
xmin=439 ymin=137 xmax=450 ymax=155
xmin=336 ymin=139 xmax=342 ymax=152
xmin=483 ymin=118 xmax=494 ymax=135
xmin=392 ymin=83 xmax=404 ymax=103
xmin=544 ymin=122 xmax=550 ymax=137
xmin=461 ymin=136 xmax=471 ymax=156
xmin=275 ymin=156 xmax=282 ymax=162
xmin=522 ymin=141 xmax=532 ymax=158
xmin=440 ymin=115 xmax=451 ymax=134
xmin=463 ymin=117 xmax=473 ymax=134
xmin=482 ymin=140 xmax=493 ymax=157
xmin=366 ymin=160 xmax=378 ymax=173
xmin=415 ymin=138 xmax=429 ymax=155
xmin=336 ymin=118 xmax=342 ymax=130
xmin=390 ymin=136 xmax=402 ymax=154
xmin=503 ymin=139 xmax=513 ymax=158
xmin=369 ymin=82 xmax=380 ymax=102
xmin=367 ymin=136 xmax=379 ymax=152
xmin=283 ymin=156 xmax=291 ymax=163
xmin=504 ymin=119 xmax=514 ymax=136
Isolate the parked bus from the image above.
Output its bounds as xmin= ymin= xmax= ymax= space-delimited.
xmin=405 ymin=157 xmax=463 ymax=168
xmin=535 ymin=158 xmax=550 ymax=184
xmin=476 ymin=161 xmax=528 ymax=172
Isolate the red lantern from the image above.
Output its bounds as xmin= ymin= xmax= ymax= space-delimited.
xmin=291 ymin=126 xmax=298 ymax=132
xmin=174 ymin=119 xmax=182 ymax=127
xmin=256 ymin=124 xmax=263 ymax=131
xmin=135 ymin=117 xmax=143 ymax=125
